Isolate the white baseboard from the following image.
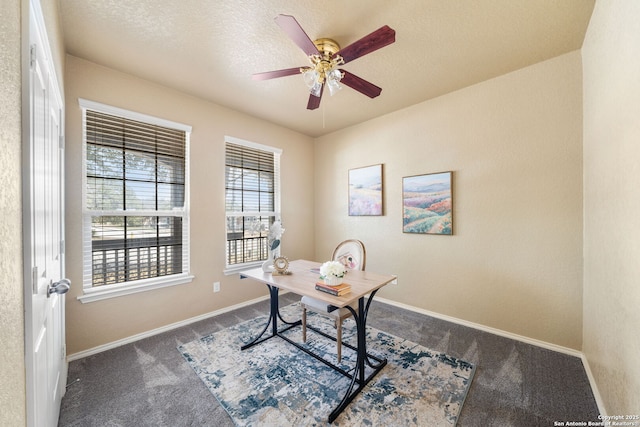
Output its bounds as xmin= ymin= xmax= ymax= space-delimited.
xmin=579 ymin=353 xmax=607 ymax=417
xmin=66 ymin=293 xmax=608 ymax=416
xmin=66 ymin=294 xmax=271 ymax=362
xmin=375 ymin=297 xmax=607 ymax=415
xmin=375 ymin=297 xmax=582 ymax=357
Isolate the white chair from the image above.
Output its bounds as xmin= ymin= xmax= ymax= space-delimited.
xmin=301 ymin=239 xmax=366 ymax=363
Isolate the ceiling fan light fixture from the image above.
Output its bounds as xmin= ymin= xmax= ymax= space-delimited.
xmin=301 ymin=40 xmax=345 ymax=98
xmin=310 ymin=81 xmax=323 ymax=97
xmin=326 ymin=79 xmax=341 ymax=96
xmin=303 ymin=68 xmax=319 ymax=88
xmin=326 ymin=69 xmax=343 ymax=96
xmin=328 ymin=68 xmax=343 ymax=81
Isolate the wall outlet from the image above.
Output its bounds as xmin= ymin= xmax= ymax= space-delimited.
xmin=391 ymin=275 xmax=398 ymax=285
xmin=213 ymin=281 xmax=220 ymax=292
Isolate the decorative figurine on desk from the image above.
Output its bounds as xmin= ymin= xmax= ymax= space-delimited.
xmin=261 ymin=219 xmax=285 ymax=273
xmin=272 ymin=256 xmax=291 ymax=275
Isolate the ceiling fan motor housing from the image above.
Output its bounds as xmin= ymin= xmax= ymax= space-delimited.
xmin=314 ymin=38 xmax=340 ymax=56
xmin=305 ymin=38 xmax=344 ymax=83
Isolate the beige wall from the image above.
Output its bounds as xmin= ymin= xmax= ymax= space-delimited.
xmin=11 ymin=0 xmax=639 ymax=420
xmin=315 ymin=51 xmax=584 ymax=349
xmin=64 ymin=55 xmax=315 ymax=355
xmin=582 ymin=0 xmax=640 ymax=415
xmin=0 ymin=0 xmax=26 ymax=424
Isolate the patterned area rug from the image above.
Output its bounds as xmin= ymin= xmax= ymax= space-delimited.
xmin=178 ymin=303 xmax=475 ymax=426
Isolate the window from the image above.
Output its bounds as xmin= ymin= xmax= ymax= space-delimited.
xmin=79 ymin=99 xmax=193 ymax=302
xmin=224 ymin=137 xmax=281 ymax=272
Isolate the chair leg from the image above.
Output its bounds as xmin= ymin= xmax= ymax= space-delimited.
xmin=302 ymin=306 xmax=307 ymax=342
xmin=336 ymin=319 xmax=342 ymax=363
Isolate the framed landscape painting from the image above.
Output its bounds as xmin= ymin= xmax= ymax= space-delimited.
xmin=349 ymin=164 xmax=383 ymax=216
xmin=403 ymin=171 xmax=453 ymax=234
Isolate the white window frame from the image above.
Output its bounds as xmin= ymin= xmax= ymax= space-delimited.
xmin=78 ymin=99 xmax=193 ymax=303
xmin=223 ymin=136 xmax=282 ymax=275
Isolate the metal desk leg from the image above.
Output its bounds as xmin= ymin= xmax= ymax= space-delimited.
xmin=328 ymin=289 xmax=387 ymax=423
xmin=241 ymin=285 xmax=279 ymax=350
xmin=240 ymin=284 xmax=300 ymax=351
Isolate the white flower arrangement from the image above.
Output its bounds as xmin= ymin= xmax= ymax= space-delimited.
xmin=319 ymin=260 xmax=347 ymax=279
xmin=248 ymin=218 xmax=285 ymax=253
xmin=267 ymin=219 xmax=285 ymax=251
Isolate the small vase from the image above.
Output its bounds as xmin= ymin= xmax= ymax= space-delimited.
xmin=324 ymin=275 xmax=342 ymax=287
xmin=262 ymin=250 xmax=274 ymax=273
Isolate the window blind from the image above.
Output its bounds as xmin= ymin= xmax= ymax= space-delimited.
xmin=84 ymin=108 xmax=189 ymax=287
xmin=225 ymin=140 xmax=280 ymax=267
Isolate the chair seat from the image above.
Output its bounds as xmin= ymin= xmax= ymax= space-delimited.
xmin=300 ymin=296 xmax=356 ymax=318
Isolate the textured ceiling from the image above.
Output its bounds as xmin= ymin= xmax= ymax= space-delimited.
xmin=59 ymin=0 xmax=594 ymax=137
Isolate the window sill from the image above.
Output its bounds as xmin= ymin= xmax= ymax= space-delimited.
xmin=77 ymin=273 xmax=195 ymax=303
xmin=224 ymin=261 xmax=264 ymax=275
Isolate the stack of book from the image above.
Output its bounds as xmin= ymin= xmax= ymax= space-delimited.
xmin=315 ymin=282 xmax=351 ymax=296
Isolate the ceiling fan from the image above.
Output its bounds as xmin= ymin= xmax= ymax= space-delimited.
xmin=252 ymin=14 xmax=396 ymax=110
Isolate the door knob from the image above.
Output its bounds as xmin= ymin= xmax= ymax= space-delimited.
xmin=47 ymin=278 xmax=70 ymax=297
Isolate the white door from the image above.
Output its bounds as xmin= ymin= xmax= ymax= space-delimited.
xmin=24 ymin=3 xmax=68 ymax=426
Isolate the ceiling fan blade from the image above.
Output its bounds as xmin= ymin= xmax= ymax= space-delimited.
xmin=275 ymin=14 xmax=319 ymax=56
xmin=252 ymin=67 xmax=302 ymax=81
xmin=335 ymin=25 xmax=395 ymax=65
xmin=307 ymin=85 xmax=323 ymax=110
xmin=340 ymin=70 xmax=382 ymax=98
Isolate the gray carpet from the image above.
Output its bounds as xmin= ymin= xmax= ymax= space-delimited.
xmin=58 ymin=293 xmax=599 ymax=426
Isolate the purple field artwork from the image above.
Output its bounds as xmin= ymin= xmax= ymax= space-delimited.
xmin=349 ymin=164 xmax=383 ymax=216
xmin=403 ymin=172 xmax=452 ymax=234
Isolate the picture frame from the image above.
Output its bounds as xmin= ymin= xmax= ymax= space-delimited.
xmin=348 ymin=164 xmax=383 ymax=216
xmin=402 ymin=171 xmax=453 ymax=234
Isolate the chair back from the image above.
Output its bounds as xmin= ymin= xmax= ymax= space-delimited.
xmin=332 ymin=239 xmax=366 ymax=271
